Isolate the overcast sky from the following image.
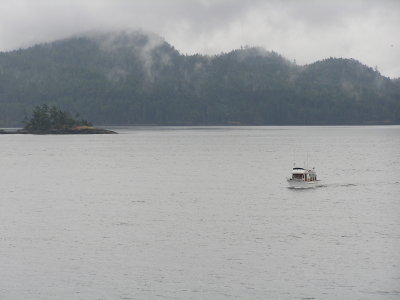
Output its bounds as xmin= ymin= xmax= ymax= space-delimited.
xmin=0 ymin=0 xmax=399 ymax=78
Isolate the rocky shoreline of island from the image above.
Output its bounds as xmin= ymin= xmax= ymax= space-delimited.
xmin=0 ymin=127 xmax=117 ymax=134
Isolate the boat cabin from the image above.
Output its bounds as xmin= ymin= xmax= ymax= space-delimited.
xmin=291 ymin=167 xmax=317 ymax=182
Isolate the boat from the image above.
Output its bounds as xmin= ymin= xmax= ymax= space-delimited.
xmin=287 ymin=166 xmax=319 ymax=188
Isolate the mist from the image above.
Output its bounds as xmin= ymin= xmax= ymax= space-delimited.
xmin=0 ymin=0 xmax=399 ymax=78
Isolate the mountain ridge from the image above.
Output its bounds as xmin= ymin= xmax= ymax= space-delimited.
xmin=0 ymin=30 xmax=399 ymax=126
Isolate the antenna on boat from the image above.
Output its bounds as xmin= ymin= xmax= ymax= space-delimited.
xmin=293 ymin=150 xmax=296 ymax=168
xmin=307 ymin=152 xmax=309 ymax=169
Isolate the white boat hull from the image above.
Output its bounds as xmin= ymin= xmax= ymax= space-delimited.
xmin=287 ymin=178 xmax=320 ymax=188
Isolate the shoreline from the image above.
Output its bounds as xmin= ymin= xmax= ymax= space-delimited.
xmin=0 ymin=127 xmax=117 ymax=135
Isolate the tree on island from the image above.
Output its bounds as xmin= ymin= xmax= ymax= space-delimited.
xmin=24 ymin=104 xmax=92 ymax=131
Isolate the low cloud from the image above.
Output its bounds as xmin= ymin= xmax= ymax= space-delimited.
xmin=0 ymin=0 xmax=399 ymax=77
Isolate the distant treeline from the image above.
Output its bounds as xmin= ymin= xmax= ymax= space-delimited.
xmin=0 ymin=31 xmax=399 ymax=126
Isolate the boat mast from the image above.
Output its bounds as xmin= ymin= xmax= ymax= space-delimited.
xmin=307 ymin=152 xmax=309 ymax=170
xmin=293 ymin=150 xmax=296 ymax=168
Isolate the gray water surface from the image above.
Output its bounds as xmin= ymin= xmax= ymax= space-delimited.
xmin=1 ymin=126 xmax=399 ymax=299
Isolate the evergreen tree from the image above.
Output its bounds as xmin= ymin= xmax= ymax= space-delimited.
xmin=24 ymin=104 xmax=92 ymax=130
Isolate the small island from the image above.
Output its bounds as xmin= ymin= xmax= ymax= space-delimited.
xmin=0 ymin=104 xmax=116 ymax=134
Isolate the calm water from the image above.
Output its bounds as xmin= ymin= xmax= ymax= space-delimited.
xmin=1 ymin=126 xmax=399 ymax=300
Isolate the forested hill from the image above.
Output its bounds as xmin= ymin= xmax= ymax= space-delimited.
xmin=1 ymin=30 xmax=399 ymax=126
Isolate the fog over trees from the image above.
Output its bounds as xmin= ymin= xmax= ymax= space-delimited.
xmin=0 ymin=31 xmax=399 ymax=126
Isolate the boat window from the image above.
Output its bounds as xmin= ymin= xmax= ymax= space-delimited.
xmin=293 ymin=174 xmax=303 ymax=179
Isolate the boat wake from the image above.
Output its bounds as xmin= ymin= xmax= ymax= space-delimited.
xmin=287 ymin=183 xmax=360 ymax=190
